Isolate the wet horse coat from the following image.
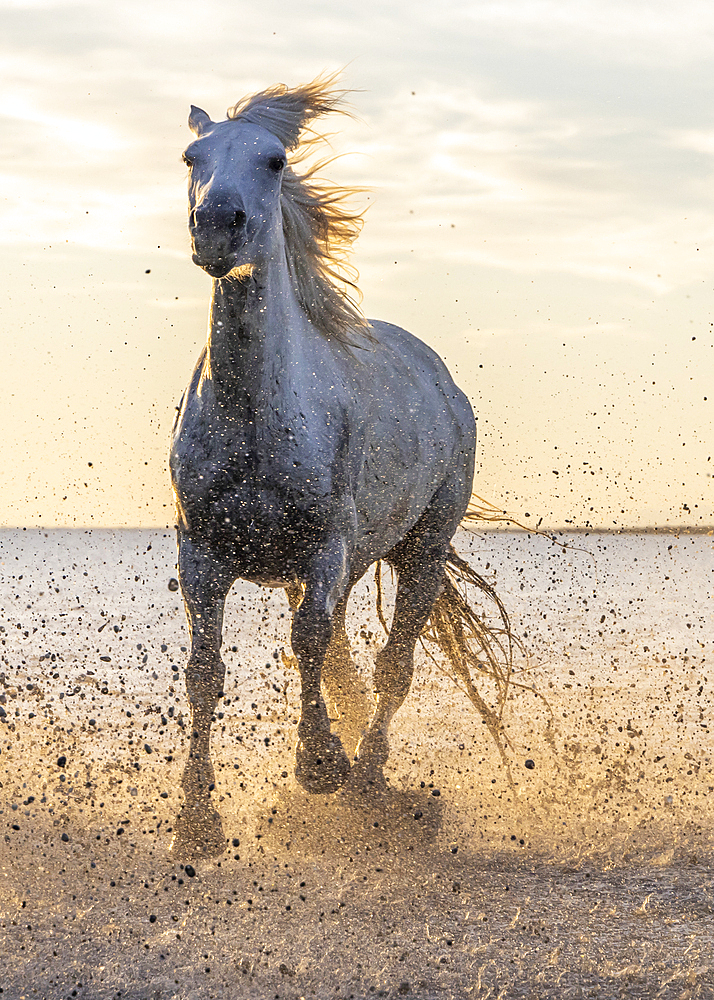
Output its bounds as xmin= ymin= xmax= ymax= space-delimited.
xmin=170 ymin=79 xmax=476 ymax=839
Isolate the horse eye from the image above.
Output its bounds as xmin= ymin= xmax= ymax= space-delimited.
xmin=267 ymin=155 xmax=286 ymax=173
xmin=182 ymin=153 xmax=194 ymax=167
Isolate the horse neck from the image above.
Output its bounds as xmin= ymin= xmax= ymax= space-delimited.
xmin=206 ymin=249 xmax=306 ymax=407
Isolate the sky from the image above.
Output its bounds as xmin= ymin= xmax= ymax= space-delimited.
xmin=1 ymin=0 xmax=713 ymax=529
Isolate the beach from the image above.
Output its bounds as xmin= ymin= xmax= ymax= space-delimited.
xmin=0 ymin=527 xmax=712 ymax=997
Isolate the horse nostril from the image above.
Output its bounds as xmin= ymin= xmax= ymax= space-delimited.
xmin=189 ymin=209 xmax=197 ymax=228
xmin=234 ymin=210 xmax=246 ymax=229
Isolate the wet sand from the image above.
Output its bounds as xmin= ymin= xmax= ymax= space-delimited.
xmin=0 ymin=527 xmax=712 ymax=998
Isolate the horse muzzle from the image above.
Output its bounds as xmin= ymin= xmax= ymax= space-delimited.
xmin=191 ymin=252 xmax=237 ymax=278
xmin=190 ymin=206 xmax=248 ymax=277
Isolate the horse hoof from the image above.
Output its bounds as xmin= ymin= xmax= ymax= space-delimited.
xmin=169 ymin=801 xmax=226 ymax=862
xmin=295 ymin=735 xmax=351 ymax=794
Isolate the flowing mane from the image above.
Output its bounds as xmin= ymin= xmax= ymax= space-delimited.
xmin=227 ymin=75 xmax=372 ymax=344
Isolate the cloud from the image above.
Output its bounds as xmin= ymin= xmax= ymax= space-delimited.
xmin=463 ymin=0 xmax=714 ymax=66
xmin=0 ymin=170 xmax=184 ymax=248
xmin=333 ymin=80 xmax=710 ymax=293
xmin=671 ymin=129 xmax=714 ymax=156
xmin=1 ymin=95 xmax=128 ymax=151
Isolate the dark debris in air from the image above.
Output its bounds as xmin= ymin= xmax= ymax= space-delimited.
xmin=0 ymin=530 xmax=711 ymax=997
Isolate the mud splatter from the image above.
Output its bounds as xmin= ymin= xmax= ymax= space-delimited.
xmin=0 ymin=528 xmax=712 ymax=997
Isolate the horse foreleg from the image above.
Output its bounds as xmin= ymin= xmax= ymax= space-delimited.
xmin=291 ymin=539 xmax=352 ymax=794
xmin=171 ymin=536 xmax=234 ymax=858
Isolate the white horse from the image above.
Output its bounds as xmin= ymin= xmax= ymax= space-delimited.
xmin=170 ymin=77 xmax=507 ymax=856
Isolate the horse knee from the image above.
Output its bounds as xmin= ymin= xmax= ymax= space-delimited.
xmin=185 ymin=655 xmax=225 ymax=707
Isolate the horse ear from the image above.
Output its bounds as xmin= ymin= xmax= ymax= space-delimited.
xmin=188 ymin=105 xmax=213 ymax=136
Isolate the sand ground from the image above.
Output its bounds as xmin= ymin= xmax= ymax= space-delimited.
xmin=0 ymin=527 xmax=712 ymax=998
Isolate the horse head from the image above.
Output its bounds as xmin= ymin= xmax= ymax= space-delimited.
xmin=183 ymin=110 xmax=288 ymax=279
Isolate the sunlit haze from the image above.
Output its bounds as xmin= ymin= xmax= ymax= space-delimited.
xmin=2 ymin=0 xmax=713 ymax=528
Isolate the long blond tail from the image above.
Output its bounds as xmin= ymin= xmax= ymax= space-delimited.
xmin=420 ymin=547 xmax=518 ymax=773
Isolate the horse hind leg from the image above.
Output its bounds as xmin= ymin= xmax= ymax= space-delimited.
xmin=321 ymin=592 xmax=371 ymax=759
xmin=351 ymin=487 xmax=460 ymax=791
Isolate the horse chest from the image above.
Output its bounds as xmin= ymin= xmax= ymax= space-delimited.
xmin=173 ymin=405 xmax=342 ymax=578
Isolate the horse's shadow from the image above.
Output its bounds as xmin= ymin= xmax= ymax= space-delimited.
xmin=169 ymin=782 xmax=226 ymax=863
xmin=169 ymin=772 xmax=445 ymax=863
xmin=261 ymin=780 xmax=445 ymax=858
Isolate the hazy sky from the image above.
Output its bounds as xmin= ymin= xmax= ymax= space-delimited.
xmin=2 ymin=0 xmax=713 ymax=528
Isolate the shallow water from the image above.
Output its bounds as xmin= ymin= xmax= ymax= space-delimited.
xmin=0 ymin=528 xmax=712 ymax=998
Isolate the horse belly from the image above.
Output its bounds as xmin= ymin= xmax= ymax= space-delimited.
xmin=353 ymin=392 xmax=473 ymax=557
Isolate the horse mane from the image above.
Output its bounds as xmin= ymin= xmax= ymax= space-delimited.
xmin=226 ymin=75 xmax=373 ymax=345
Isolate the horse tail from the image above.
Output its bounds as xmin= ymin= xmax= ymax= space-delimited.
xmin=420 ymin=546 xmax=517 ymax=772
